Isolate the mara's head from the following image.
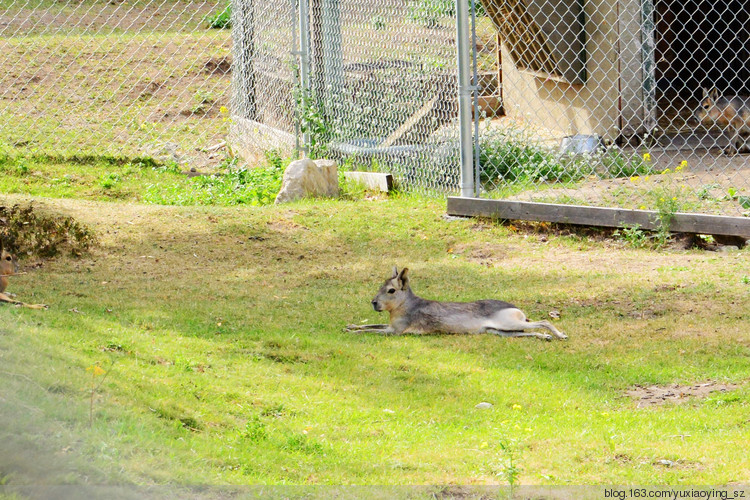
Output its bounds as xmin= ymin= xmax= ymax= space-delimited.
xmin=0 ymin=240 xmax=19 ymax=292
xmin=371 ymin=266 xmax=411 ymax=312
xmin=0 ymin=240 xmax=19 ymax=274
xmin=690 ymin=87 xmax=722 ymax=126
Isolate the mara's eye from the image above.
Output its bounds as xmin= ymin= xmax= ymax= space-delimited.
xmin=4 ymin=256 xmax=10 ymax=261
xmin=387 ymin=288 xmax=396 ymax=294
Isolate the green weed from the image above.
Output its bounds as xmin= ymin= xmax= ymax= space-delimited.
xmin=294 ymin=88 xmax=332 ymax=160
xmin=479 ymin=127 xmax=585 ymax=185
xmin=99 ymin=172 xmax=121 ymax=189
xmin=143 ymin=155 xmax=286 ymax=206
xmin=478 ymin=128 xmax=658 ymax=190
xmin=497 ymin=439 xmax=522 ymax=494
xmin=613 ymin=224 xmax=650 ymax=249
xmin=205 ymin=4 xmax=231 ymax=29
xmin=241 ymin=416 xmax=268 ymax=443
xmin=652 ymin=190 xmax=682 ymax=248
xmin=602 ymin=147 xmax=656 ymax=178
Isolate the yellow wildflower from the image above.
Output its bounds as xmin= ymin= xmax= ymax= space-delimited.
xmin=512 ymin=404 xmax=522 ymax=410
xmin=643 ymin=153 xmax=651 ymax=162
xmin=87 ymin=365 xmax=105 ymax=376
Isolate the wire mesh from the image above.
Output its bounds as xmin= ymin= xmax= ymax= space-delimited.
xmin=0 ymin=0 xmax=232 ymax=168
xmin=471 ymin=0 xmax=750 ymax=217
xmin=231 ymin=0 xmax=463 ymax=193
xmin=2 ymin=0 xmax=749 ymax=215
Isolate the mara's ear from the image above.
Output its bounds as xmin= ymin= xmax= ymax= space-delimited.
xmin=397 ymin=267 xmax=409 ymax=289
xmin=391 ymin=266 xmax=399 ymax=279
xmin=709 ymin=87 xmax=719 ymax=100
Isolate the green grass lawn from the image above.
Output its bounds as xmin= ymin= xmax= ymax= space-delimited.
xmin=1 ymin=161 xmax=749 ymax=488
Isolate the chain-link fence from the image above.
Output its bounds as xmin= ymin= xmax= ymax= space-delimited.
xmin=0 ymin=0 xmax=232 ymax=168
xmin=230 ymin=0 xmax=463 ymax=193
xmin=3 ymin=0 xmax=749 ymax=218
xmin=468 ymin=0 xmax=750 ymax=218
xmin=232 ymin=0 xmax=750 ymax=220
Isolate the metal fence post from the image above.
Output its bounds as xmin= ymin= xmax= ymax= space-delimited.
xmin=298 ymin=0 xmax=311 ymax=155
xmin=640 ymin=0 xmax=657 ymax=139
xmin=230 ymin=0 xmax=255 ymax=121
xmin=456 ymin=0 xmax=475 ymax=198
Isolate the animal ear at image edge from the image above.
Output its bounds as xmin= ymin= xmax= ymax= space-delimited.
xmin=397 ymin=267 xmax=409 ymax=289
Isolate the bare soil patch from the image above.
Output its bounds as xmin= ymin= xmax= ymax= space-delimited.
xmin=451 ymin=242 xmax=507 ymax=267
xmin=627 ymin=381 xmax=739 ymax=407
xmin=0 ymin=1 xmax=219 ymax=34
xmin=203 ymin=57 xmax=232 ymax=75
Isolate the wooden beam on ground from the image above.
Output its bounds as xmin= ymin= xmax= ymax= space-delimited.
xmin=344 ymin=172 xmax=394 ymax=192
xmin=446 ymin=197 xmax=750 ymax=238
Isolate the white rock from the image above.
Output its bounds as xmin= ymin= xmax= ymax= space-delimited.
xmin=475 ymin=402 xmax=493 ymax=409
xmin=275 ymin=158 xmax=339 ymax=204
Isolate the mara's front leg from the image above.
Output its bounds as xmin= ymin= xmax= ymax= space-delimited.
xmin=344 ymin=324 xmax=397 ymax=335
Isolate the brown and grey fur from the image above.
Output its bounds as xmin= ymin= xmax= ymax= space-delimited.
xmin=691 ymin=88 xmax=750 ymax=154
xmin=346 ymin=267 xmax=567 ymax=341
xmin=0 ymin=240 xmax=19 ymax=294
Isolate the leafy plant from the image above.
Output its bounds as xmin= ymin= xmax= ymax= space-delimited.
xmin=602 ymin=147 xmax=656 ymax=178
xmin=294 ymin=88 xmax=332 ymax=159
xmin=99 ymin=172 xmax=121 ymax=189
xmin=497 ymin=439 xmax=522 ymax=496
xmin=725 ymin=187 xmax=750 ymax=210
xmin=697 ymin=183 xmax=720 ymax=200
xmin=143 ymin=152 xmax=288 ymax=206
xmin=190 ymin=90 xmax=216 ymax=115
xmin=241 ymin=415 xmax=267 ymax=443
xmin=652 ymin=191 xmax=682 ymax=248
xmin=479 ymin=127 xmax=592 ymax=186
xmin=407 ymin=0 xmax=484 ymax=28
xmin=205 ymin=4 xmax=231 ymax=29
xmin=614 ymin=224 xmax=650 ymax=249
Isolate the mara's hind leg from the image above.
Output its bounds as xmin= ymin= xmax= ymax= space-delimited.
xmin=524 ymin=319 xmax=567 ymax=340
xmin=490 ymin=308 xmax=568 ymax=340
xmin=484 ymin=327 xmax=552 ymax=341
